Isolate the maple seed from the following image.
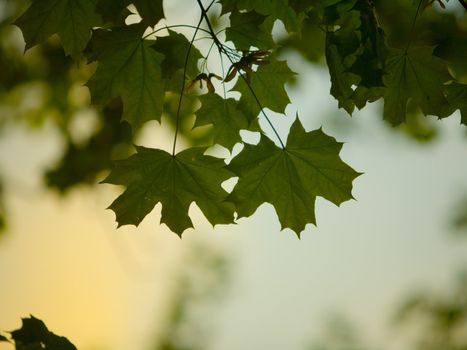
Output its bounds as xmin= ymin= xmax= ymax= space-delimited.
xmin=224 ymin=50 xmax=270 ymax=84
xmin=186 ymin=73 xmax=222 ymax=93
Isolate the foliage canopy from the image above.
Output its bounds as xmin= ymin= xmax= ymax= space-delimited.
xmin=7 ymin=0 xmax=467 ymax=236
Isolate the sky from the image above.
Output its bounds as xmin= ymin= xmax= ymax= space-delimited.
xmin=1 ymin=2 xmax=467 ymax=350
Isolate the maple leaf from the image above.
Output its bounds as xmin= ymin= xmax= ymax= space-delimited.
xmin=95 ymin=0 xmax=131 ymax=25
xmin=227 ymin=118 xmax=360 ymax=236
xmin=194 ymin=94 xmax=248 ymax=150
xmin=383 ymin=47 xmax=451 ymax=125
xmin=324 ymin=0 xmax=387 ymax=113
xmin=326 ymin=44 xmax=360 ymax=113
xmin=220 ymin=0 xmax=304 ymax=33
xmin=10 ymin=315 xmax=77 ymax=350
xmin=103 ymin=147 xmax=235 ymax=235
xmin=445 ymin=82 xmax=467 ymax=125
xmin=225 ymin=10 xmax=274 ymax=50
xmin=133 ymin=0 xmax=164 ymax=26
xmin=14 ymin=0 xmax=101 ymax=59
xmin=152 ymin=30 xmax=203 ymax=92
xmin=86 ymin=24 xmax=165 ymax=129
xmin=233 ymin=59 xmax=296 ymax=122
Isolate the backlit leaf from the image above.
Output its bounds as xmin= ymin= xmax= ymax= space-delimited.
xmin=233 ymin=59 xmax=296 ymax=121
xmin=383 ymin=47 xmax=451 ymax=125
xmin=225 ymin=10 xmax=274 ymax=50
xmin=152 ymin=30 xmax=203 ymax=92
xmin=220 ymin=0 xmax=304 ymax=33
xmin=194 ymin=94 xmax=248 ymax=150
xmin=133 ymin=0 xmax=164 ymax=26
xmin=445 ymin=82 xmax=467 ymax=125
xmin=227 ymin=118 xmax=360 ymax=235
xmin=14 ymin=0 xmax=101 ymax=59
xmin=86 ymin=25 xmax=165 ymax=128
xmin=103 ymin=147 xmax=235 ymax=235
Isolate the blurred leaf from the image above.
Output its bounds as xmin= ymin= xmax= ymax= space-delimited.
xmin=395 ymin=273 xmax=467 ymax=350
xmin=46 ymin=103 xmax=132 ymax=192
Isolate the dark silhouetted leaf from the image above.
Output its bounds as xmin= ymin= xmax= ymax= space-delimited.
xmin=10 ymin=315 xmax=77 ymax=350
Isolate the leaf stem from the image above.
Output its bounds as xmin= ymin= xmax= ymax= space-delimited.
xmin=195 ymin=0 xmax=286 ymax=149
xmin=172 ymin=16 xmax=203 ymax=155
xmin=142 ymin=24 xmax=211 ymax=40
xmin=405 ymin=0 xmax=424 ymax=53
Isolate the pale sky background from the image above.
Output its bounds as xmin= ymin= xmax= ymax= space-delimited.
xmin=1 ymin=2 xmax=467 ymax=350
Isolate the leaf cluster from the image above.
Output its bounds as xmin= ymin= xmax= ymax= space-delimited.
xmin=11 ymin=0 xmax=467 ymax=236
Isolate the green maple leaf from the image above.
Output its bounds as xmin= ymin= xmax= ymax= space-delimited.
xmin=96 ymin=0 xmax=131 ymax=25
xmin=14 ymin=0 xmax=101 ymax=59
xmin=326 ymin=44 xmax=360 ymax=113
xmin=225 ymin=10 xmax=274 ymax=50
xmin=383 ymin=47 xmax=451 ymax=125
xmin=10 ymin=316 xmax=77 ymax=350
xmin=227 ymin=118 xmax=360 ymax=235
xmin=234 ymin=60 xmax=296 ymax=121
xmin=220 ymin=0 xmax=304 ymax=33
xmin=103 ymin=147 xmax=235 ymax=235
xmin=152 ymin=30 xmax=202 ymax=91
xmin=324 ymin=0 xmax=387 ymax=113
xmin=194 ymin=94 xmax=248 ymax=150
xmin=133 ymin=0 xmax=164 ymax=26
xmin=445 ymin=82 xmax=467 ymax=125
xmin=86 ymin=25 xmax=165 ymax=129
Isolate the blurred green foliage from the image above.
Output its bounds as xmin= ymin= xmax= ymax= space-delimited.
xmin=395 ymin=272 xmax=467 ymax=350
xmin=153 ymin=243 xmax=230 ymax=350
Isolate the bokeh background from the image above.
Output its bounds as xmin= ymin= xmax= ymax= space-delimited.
xmin=1 ymin=1 xmax=467 ymax=349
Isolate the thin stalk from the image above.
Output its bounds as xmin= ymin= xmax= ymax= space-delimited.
xmin=196 ymin=0 xmax=286 ymax=149
xmin=142 ymin=24 xmax=210 ymax=40
xmin=172 ymin=16 xmax=203 ymax=155
xmin=405 ymin=0 xmax=424 ymax=53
